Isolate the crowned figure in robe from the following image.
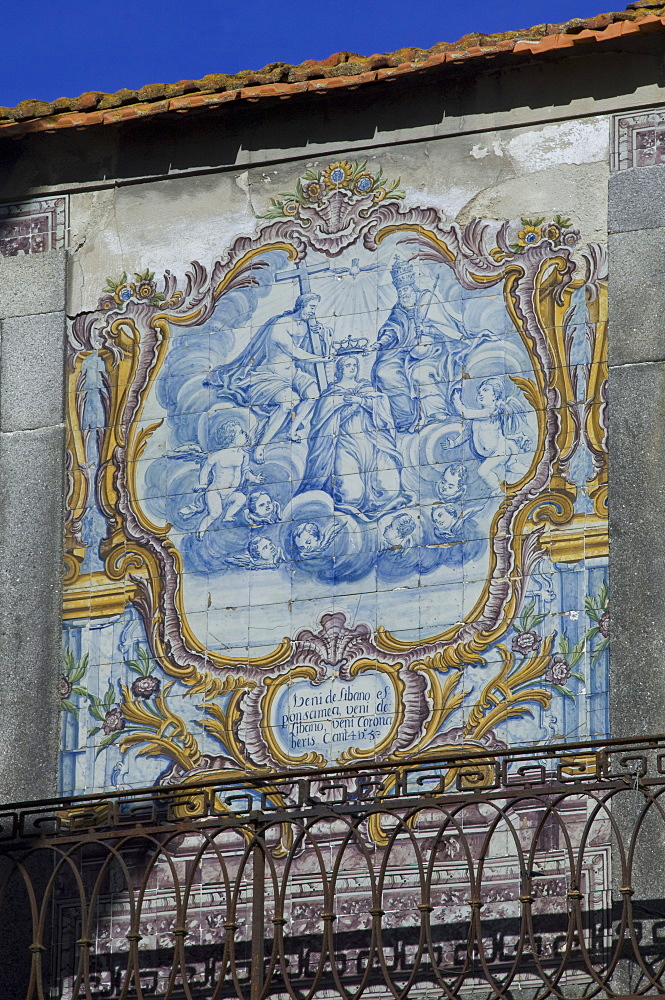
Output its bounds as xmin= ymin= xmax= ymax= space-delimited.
xmin=371 ymin=256 xmax=495 ymax=433
xmin=297 ymin=350 xmax=411 ymax=517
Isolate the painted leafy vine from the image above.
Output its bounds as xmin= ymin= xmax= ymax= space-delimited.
xmin=60 ymin=649 xmax=89 ymax=719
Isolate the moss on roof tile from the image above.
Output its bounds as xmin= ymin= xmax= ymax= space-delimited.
xmin=2 ymin=2 xmax=664 ymax=133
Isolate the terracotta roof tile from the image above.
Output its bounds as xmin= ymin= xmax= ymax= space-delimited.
xmin=1 ymin=1 xmax=663 ymax=138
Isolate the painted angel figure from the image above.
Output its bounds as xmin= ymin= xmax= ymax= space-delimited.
xmin=380 ymin=511 xmax=417 ymax=550
xmin=426 ymin=500 xmax=487 ymax=568
xmin=434 ymin=462 xmax=468 ymax=503
xmin=430 ymin=501 xmax=485 ymax=542
xmin=451 ymin=377 xmax=532 ymax=490
xmin=177 ymin=419 xmax=264 ymax=536
xmin=291 ymin=520 xmax=342 ymax=559
xmin=227 ymin=534 xmax=284 ymax=569
xmin=243 ymin=489 xmax=282 ymax=526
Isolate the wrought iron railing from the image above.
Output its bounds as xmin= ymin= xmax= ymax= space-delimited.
xmin=2 ymin=734 xmax=665 ymax=999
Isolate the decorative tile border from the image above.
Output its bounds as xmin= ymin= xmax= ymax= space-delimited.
xmin=612 ymin=107 xmax=665 ymax=171
xmin=0 ymin=195 xmax=68 ymax=256
xmin=61 ymin=156 xmax=609 ymax=794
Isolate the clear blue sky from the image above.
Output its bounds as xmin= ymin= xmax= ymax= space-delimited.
xmin=1 ymin=0 xmax=610 ymax=108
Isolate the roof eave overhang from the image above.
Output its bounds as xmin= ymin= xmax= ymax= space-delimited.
xmin=1 ymin=12 xmax=664 ymax=141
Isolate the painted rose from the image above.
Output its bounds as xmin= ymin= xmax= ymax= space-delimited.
xmin=102 ymin=707 xmax=125 ymax=735
xmin=302 ymin=180 xmax=323 ymax=200
xmin=135 ymin=280 xmax=156 ymax=299
xmin=323 ymin=161 xmax=352 ymax=188
xmin=98 ymin=293 xmax=118 ymax=311
xmin=511 ymin=630 xmax=542 ymax=656
xmin=517 ymin=225 xmax=542 ymax=246
xmin=60 ymin=674 xmax=72 ymax=699
xmin=599 ymin=611 xmax=609 ymax=638
xmin=545 ymin=655 xmax=571 ymax=685
xmin=113 ymin=284 xmax=134 ymax=304
xmin=131 ymin=675 xmax=161 ymax=699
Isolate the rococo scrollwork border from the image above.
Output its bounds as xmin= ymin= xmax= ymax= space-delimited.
xmin=65 ymin=189 xmax=608 ymax=772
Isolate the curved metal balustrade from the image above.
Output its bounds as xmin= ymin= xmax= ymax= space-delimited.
xmin=1 ymin=735 xmax=665 ymax=1000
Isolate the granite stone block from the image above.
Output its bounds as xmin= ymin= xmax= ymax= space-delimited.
xmin=0 ymin=312 xmax=66 ymax=432
xmin=609 ymin=228 xmax=665 ymax=366
xmin=0 ymin=426 xmax=65 ymax=802
xmin=609 ymin=359 xmax=665 ymax=737
xmin=609 ymin=163 xmax=665 ymax=234
xmin=0 ymin=250 xmax=67 ymax=319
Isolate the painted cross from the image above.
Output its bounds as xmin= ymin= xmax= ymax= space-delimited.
xmin=274 ymin=258 xmax=332 ymax=392
xmin=331 ymin=257 xmax=382 ymax=280
xmin=275 ymin=256 xmax=383 ymax=392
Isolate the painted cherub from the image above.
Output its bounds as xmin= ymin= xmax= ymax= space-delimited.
xmin=243 ymin=489 xmax=282 ymax=526
xmin=451 ymin=377 xmax=531 ymax=490
xmin=430 ymin=503 xmax=463 ymax=541
xmin=292 ymin=520 xmax=342 ymax=559
xmin=430 ymin=500 xmax=486 ymax=541
xmin=228 ymin=534 xmax=284 ymax=569
xmin=435 ymin=462 xmax=467 ymax=504
xmin=381 ymin=512 xmax=417 ymax=550
xmin=178 ymin=420 xmax=264 ymax=536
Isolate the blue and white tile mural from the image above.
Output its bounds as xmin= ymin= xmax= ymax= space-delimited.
xmin=61 ymin=160 xmax=608 ymax=792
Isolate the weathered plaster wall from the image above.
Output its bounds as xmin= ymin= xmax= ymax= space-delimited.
xmin=67 ymin=117 xmax=609 ymax=314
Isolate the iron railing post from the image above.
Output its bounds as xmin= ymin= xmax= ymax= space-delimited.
xmin=250 ymin=822 xmax=265 ymax=1000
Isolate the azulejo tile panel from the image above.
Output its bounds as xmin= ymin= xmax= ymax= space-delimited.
xmin=0 ymin=195 xmax=68 ymax=256
xmin=612 ymin=107 xmax=665 ymax=170
xmin=61 ymin=160 xmax=608 ymax=794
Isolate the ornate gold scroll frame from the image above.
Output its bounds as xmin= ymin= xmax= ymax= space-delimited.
xmin=64 ymin=217 xmax=608 ymax=772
